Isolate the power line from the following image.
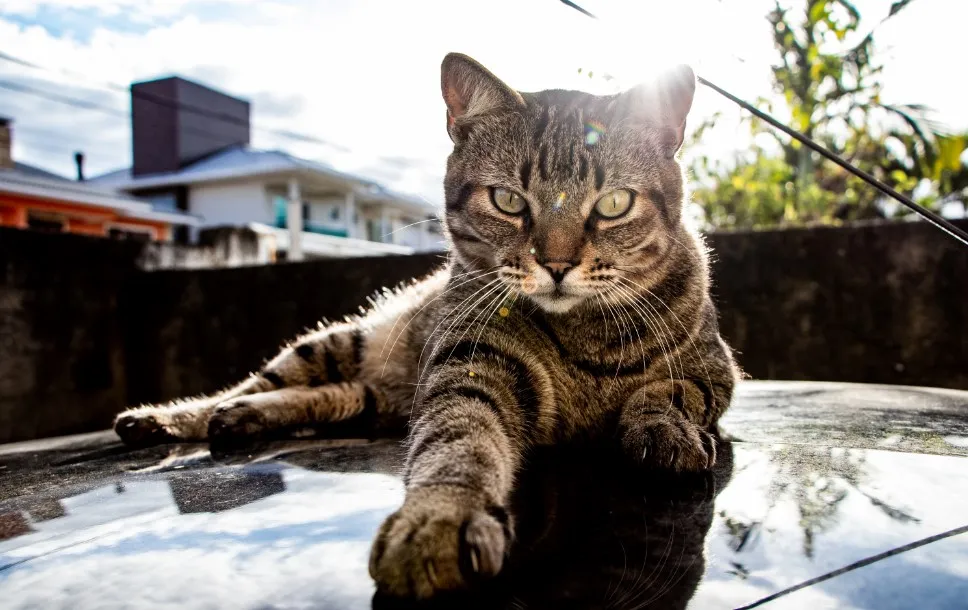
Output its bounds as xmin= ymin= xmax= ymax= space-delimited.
xmin=0 ymin=77 xmax=263 ymax=151
xmin=0 ymin=49 xmax=440 ymax=174
xmin=559 ymin=0 xmax=968 ymax=248
xmin=735 ymin=523 xmax=968 ymax=609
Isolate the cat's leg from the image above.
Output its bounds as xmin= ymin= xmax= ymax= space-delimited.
xmin=206 ymin=381 xmax=383 ymax=441
xmin=114 ymin=322 xmax=367 ymax=445
xmin=618 ymin=378 xmax=728 ymax=472
xmin=368 ymin=343 xmax=540 ymax=599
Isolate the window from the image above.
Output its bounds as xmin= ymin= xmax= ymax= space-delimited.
xmin=108 ymin=228 xmax=152 ymax=242
xmin=144 ymin=192 xmax=178 ymax=212
xmin=273 ymin=196 xmax=287 ymax=228
xmin=27 ymin=211 xmax=65 ymax=233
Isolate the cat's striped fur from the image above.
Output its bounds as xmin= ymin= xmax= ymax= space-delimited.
xmin=114 ymin=53 xmax=739 ymax=599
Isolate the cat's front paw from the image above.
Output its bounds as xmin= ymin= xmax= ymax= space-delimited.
xmin=115 ymin=411 xmax=174 ymax=447
xmin=207 ymin=400 xmax=268 ymax=443
xmin=369 ymin=486 xmax=512 ymax=599
xmin=622 ymin=414 xmax=717 ymax=472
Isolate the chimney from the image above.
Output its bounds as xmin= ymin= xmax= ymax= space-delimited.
xmin=131 ymin=77 xmax=250 ymax=177
xmin=0 ymin=117 xmax=12 ymax=170
xmin=74 ymin=151 xmax=85 ymax=181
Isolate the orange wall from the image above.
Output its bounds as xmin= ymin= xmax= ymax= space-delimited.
xmin=0 ymin=192 xmax=173 ymax=240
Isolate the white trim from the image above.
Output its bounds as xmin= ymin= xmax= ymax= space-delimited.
xmin=248 ymin=223 xmax=414 ymax=257
xmin=0 ymin=171 xmax=199 ymax=226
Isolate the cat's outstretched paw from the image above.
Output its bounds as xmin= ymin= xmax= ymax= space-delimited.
xmin=207 ymin=400 xmax=268 ymax=443
xmin=114 ymin=411 xmax=174 ymax=447
xmin=369 ymin=486 xmax=512 ymax=599
xmin=622 ymin=414 xmax=717 ymax=472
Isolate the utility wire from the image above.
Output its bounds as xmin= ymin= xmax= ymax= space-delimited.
xmin=734 ymin=523 xmax=968 ymax=609
xmin=0 ymin=49 xmax=440 ymax=174
xmin=558 ymin=0 xmax=968 ymax=247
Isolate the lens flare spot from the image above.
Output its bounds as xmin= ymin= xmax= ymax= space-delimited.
xmin=522 ymin=275 xmax=538 ymax=294
xmin=584 ymin=120 xmax=605 ymax=146
xmin=553 ymin=192 xmax=567 ymax=210
xmin=468 ymin=370 xmax=476 ymax=377
xmin=498 ymin=306 xmax=510 ymax=317
xmin=529 ymin=247 xmax=536 ymax=255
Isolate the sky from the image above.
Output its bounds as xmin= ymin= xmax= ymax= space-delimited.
xmin=0 ymin=0 xmax=964 ymax=207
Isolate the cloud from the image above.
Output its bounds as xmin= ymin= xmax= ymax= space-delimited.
xmin=0 ymin=471 xmax=404 ymax=610
xmin=2 ymin=0 xmax=965 ymax=204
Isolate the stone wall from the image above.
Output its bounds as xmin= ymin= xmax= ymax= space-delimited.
xmin=1 ymin=218 xmax=965 ymax=442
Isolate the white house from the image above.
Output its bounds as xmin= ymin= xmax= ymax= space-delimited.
xmin=91 ymin=146 xmax=443 ymax=259
xmin=88 ymin=76 xmax=443 ymax=259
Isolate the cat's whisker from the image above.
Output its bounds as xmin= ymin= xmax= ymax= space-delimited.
xmin=599 ymin=283 xmax=636 ymax=380
xmin=600 ymin=283 xmax=648 ymax=380
xmin=629 ymin=530 xmax=696 ymax=610
xmin=381 ymin=217 xmax=440 ymax=239
xmin=417 ymin=280 xmax=509 ymax=409
xmin=616 ymin=275 xmax=716 ymax=403
xmin=618 ymin=519 xmax=678 ymax=610
xmin=610 ymin=279 xmax=687 ymax=383
xmin=615 ymin=284 xmax=687 ymax=414
xmin=470 ymin=285 xmax=514 ymax=362
xmin=380 ymin=267 xmax=500 ymax=376
xmin=607 ymin=282 xmax=679 ymax=407
xmin=413 ymin=278 xmax=508 ymax=418
xmin=410 ymin=277 xmax=504 ymax=401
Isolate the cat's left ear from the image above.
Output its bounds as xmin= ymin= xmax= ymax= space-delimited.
xmin=614 ymin=64 xmax=696 ymax=157
xmin=441 ymin=53 xmax=525 ymax=143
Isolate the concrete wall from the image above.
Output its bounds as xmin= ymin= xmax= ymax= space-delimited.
xmin=0 ymin=218 xmax=965 ymax=442
xmin=138 ymin=226 xmax=274 ymax=270
xmin=707 ymin=220 xmax=968 ymax=389
xmin=0 ymin=229 xmax=141 ymax=442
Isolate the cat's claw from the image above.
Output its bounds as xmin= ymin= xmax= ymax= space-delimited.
xmin=207 ymin=401 xmax=269 ymax=443
xmin=624 ymin=414 xmax=717 ymax=472
xmin=369 ymin=487 xmax=512 ymax=599
xmin=114 ymin=412 xmax=173 ymax=447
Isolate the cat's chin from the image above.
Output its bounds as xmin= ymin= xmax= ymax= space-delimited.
xmin=530 ymin=293 xmax=586 ymax=314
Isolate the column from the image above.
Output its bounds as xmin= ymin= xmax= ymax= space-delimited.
xmin=343 ymin=191 xmax=356 ymax=239
xmin=287 ymin=177 xmax=303 ymax=261
xmin=419 ymin=219 xmax=430 ymax=251
xmin=380 ymin=206 xmax=390 ymax=243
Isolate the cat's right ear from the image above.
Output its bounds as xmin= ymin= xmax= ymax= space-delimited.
xmin=441 ymin=53 xmax=524 ymax=143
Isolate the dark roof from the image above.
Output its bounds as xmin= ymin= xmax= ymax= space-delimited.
xmin=12 ymin=161 xmax=70 ymax=181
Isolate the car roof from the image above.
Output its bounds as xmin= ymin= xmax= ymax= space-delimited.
xmin=1 ymin=380 xmax=966 ymax=609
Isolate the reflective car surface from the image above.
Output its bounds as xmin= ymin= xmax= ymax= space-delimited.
xmin=1 ymin=381 xmax=967 ymax=609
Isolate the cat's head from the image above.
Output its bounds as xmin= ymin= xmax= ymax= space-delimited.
xmin=440 ymin=53 xmax=696 ymax=314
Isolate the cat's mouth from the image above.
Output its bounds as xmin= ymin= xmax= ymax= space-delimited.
xmin=527 ymin=284 xmax=587 ymax=313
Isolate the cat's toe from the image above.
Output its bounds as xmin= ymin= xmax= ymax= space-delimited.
xmin=369 ymin=487 xmax=511 ymax=599
xmin=624 ymin=415 xmax=716 ymax=472
xmin=114 ymin=412 xmax=173 ymax=447
xmin=208 ymin=401 xmax=268 ymax=444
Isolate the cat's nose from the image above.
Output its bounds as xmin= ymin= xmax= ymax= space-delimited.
xmin=541 ymin=261 xmax=576 ymax=284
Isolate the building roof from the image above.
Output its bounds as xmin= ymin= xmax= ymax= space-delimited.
xmin=12 ymin=161 xmax=72 ymax=181
xmin=89 ymin=146 xmax=437 ymax=212
xmin=0 ymin=167 xmax=199 ymax=226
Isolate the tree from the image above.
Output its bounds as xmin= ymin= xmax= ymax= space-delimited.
xmin=690 ymin=0 xmax=968 ymax=230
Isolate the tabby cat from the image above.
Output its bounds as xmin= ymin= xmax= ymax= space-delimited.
xmin=114 ymin=53 xmax=739 ymax=599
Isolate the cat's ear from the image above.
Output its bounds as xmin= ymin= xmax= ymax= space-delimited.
xmin=614 ymin=64 xmax=696 ymax=157
xmin=441 ymin=53 xmax=524 ymax=143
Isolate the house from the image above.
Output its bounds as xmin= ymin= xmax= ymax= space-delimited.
xmin=0 ymin=117 xmax=198 ymax=241
xmin=89 ymin=77 xmax=443 ymax=259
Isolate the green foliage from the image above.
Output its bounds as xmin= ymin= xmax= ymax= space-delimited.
xmin=691 ymin=0 xmax=968 ymax=229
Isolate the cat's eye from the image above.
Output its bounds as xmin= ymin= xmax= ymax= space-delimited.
xmin=594 ymin=190 xmax=634 ymax=219
xmin=490 ymin=187 xmax=527 ymax=215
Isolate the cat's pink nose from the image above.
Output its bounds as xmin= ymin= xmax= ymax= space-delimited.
xmin=541 ymin=261 xmax=575 ymax=283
